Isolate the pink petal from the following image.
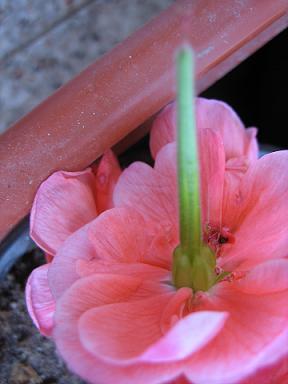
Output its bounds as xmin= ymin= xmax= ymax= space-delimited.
xmin=54 ymin=275 xmax=182 ymax=384
xmin=160 ymin=287 xmax=193 ymax=334
xmin=221 ymin=151 xmax=288 ymax=270
xmin=25 ymin=264 xmax=55 ymax=336
xmin=93 ymin=149 xmax=121 ymax=213
xmin=79 ymin=293 xmax=226 ymax=364
xmin=245 ymin=127 xmax=258 ymax=162
xmin=149 ymin=98 xmax=258 ymax=161
xmin=195 ymin=98 xmax=258 ymax=161
xmin=199 ymin=129 xmax=225 ymax=228
xmin=30 ymin=169 xmax=97 ymax=256
xmin=48 ymin=223 xmax=96 ymax=300
xmin=88 ymin=207 xmax=155 ymax=263
xmin=235 ymin=259 xmax=288 ymax=294
xmin=184 ymin=281 xmax=288 ymax=383
xmin=239 ymin=330 xmax=288 ymax=384
xmin=49 ymin=207 xmax=172 ymax=301
xmin=76 ymin=260 xmax=170 ymax=282
xmin=25 ymin=274 xmax=38 ymax=327
xmin=78 ymin=293 xmax=174 ymax=362
xmin=150 ymin=103 xmax=176 ymax=159
xmin=114 ymin=143 xmax=178 ymax=245
xmin=141 ymin=310 xmax=227 ymax=363
xmin=88 ymin=206 xmax=174 ymax=268
xmin=222 ymin=156 xmax=249 ymax=229
xmin=145 ymin=230 xmax=175 ymax=269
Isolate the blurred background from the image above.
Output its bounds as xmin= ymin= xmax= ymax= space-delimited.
xmin=1 ymin=0 xmax=287 ymax=148
xmin=0 ymin=0 xmax=173 ymax=134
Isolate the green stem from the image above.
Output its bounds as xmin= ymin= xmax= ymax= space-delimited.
xmin=177 ymin=47 xmax=201 ymax=258
xmin=173 ymin=46 xmax=217 ymax=291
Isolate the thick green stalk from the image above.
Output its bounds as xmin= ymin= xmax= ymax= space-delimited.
xmin=177 ymin=47 xmax=201 ymax=256
xmin=173 ymin=46 xmax=217 ymax=292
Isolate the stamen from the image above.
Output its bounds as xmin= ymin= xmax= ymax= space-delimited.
xmin=222 ymin=271 xmax=246 ymax=283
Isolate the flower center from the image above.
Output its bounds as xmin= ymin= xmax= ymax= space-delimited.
xmin=205 ymin=224 xmax=235 ymax=256
xmin=173 ymin=243 xmax=217 ymax=291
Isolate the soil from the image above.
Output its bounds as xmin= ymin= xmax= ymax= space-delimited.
xmin=0 ymin=249 xmax=84 ymax=384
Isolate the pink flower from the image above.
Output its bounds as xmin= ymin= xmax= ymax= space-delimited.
xmin=26 ymin=149 xmax=121 ymax=335
xmin=26 ymin=99 xmax=288 ymax=384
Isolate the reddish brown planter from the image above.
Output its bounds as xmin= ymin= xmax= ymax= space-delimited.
xmin=0 ymin=0 xmax=287 ymax=241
